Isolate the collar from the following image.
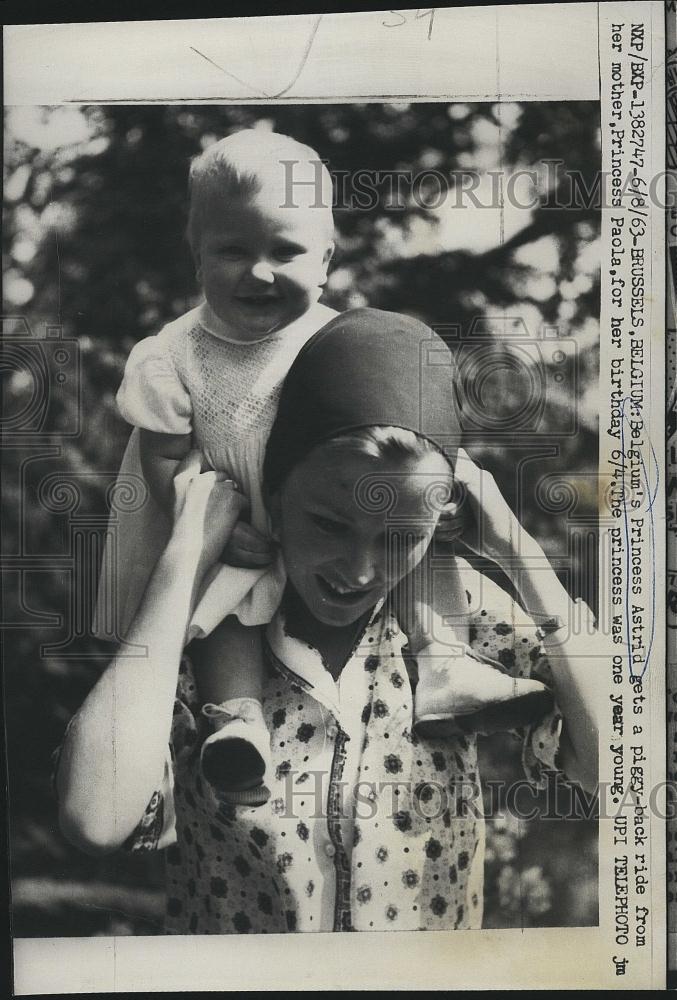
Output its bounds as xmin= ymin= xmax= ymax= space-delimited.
xmin=197 ymin=299 xmax=338 ymax=346
xmin=264 ymin=598 xmax=385 ymax=720
xmin=197 ymin=300 xmax=273 ymax=345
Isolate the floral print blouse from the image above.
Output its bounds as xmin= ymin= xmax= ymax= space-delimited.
xmin=122 ymin=566 xmax=563 ymax=935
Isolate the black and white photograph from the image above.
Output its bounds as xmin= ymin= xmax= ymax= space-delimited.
xmin=2 ymin=3 xmax=667 ymax=992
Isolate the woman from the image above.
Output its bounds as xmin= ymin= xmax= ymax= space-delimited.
xmin=55 ymin=309 xmax=601 ymax=933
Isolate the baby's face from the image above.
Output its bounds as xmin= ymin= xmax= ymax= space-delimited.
xmin=195 ymin=190 xmax=334 ymax=342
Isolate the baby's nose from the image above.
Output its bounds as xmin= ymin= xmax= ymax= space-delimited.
xmin=249 ymin=259 xmax=275 ymax=283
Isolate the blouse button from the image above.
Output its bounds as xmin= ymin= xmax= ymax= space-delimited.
xmin=326 ymin=724 xmax=339 ymax=740
xmin=324 ymin=842 xmax=336 ymax=858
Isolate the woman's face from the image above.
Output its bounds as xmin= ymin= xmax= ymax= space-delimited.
xmin=271 ymin=443 xmax=453 ymax=628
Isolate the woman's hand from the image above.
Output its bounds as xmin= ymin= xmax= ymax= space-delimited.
xmin=222 ymin=522 xmax=275 ymax=568
xmin=169 ymin=451 xmax=248 ymax=586
xmin=447 ymin=448 xmax=529 ymax=567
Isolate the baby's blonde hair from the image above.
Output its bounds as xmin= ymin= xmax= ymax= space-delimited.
xmin=187 ymin=129 xmax=334 ymax=253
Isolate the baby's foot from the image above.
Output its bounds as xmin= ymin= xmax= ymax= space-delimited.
xmin=413 ymin=643 xmax=554 ymax=737
xmin=200 ymin=698 xmax=272 ymax=806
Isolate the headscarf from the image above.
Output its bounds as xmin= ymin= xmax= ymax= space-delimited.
xmin=263 ymin=308 xmax=462 ymax=495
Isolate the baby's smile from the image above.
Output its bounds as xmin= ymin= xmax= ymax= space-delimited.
xmin=235 ymin=291 xmax=281 ymax=305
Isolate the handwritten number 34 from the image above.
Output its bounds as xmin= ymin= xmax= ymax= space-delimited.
xmin=383 ymin=9 xmax=436 ymax=40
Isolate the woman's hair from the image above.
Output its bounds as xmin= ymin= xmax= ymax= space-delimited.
xmin=268 ymin=425 xmax=450 ymax=496
xmin=320 ymin=425 xmax=443 ymax=465
xmin=186 ymin=129 xmax=334 ymax=253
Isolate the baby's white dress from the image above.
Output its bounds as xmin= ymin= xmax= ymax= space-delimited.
xmin=94 ymin=299 xmax=338 ymax=642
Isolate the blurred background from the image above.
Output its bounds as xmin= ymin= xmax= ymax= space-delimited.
xmin=3 ymin=101 xmax=600 ymax=934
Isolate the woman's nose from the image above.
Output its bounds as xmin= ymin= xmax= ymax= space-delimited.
xmin=340 ymin=542 xmax=382 ymax=588
xmin=249 ymin=259 xmax=275 ymax=283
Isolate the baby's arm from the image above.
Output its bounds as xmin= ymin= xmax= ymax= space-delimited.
xmin=139 ymin=428 xmax=274 ymax=565
xmin=139 ymin=429 xmax=192 ymax=519
xmin=116 ymin=331 xmax=196 ymax=519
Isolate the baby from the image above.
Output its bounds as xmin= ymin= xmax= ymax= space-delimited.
xmin=99 ymin=128 xmax=548 ymax=807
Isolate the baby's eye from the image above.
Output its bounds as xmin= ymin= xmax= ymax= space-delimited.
xmin=274 ymin=244 xmax=304 ymax=262
xmin=219 ymin=245 xmax=247 ymax=258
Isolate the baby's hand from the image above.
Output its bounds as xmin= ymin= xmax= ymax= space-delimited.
xmin=222 ymin=522 xmax=274 ymax=568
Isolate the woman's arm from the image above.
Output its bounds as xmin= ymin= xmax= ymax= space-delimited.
xmin=56 ymin=460 xmax=246 ymax=854
xmin=453 ymin=450 xmax=604 ymax=793
xmin=501 ymin=536 xmax=602 ymax=792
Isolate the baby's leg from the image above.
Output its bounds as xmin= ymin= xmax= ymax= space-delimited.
xmin=197 ymin=616 xmax=264 ymax=704
xmin=394 ymin=547 xmax=469 ymax=654
xmin=193 ymin=617 xmax=271 ymax=804
xmin=399 ymin=553 xmax=553 ymax=737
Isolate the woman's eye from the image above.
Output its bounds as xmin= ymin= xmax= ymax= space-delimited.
xmin=220 ymin=246 xmax=246 ymax=258
xmin=311 ymin=513 xmax=344 ymax=534
xmin=388 ymin=529 xmax=429 ymax=549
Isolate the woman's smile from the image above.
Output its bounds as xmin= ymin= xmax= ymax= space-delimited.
xmin=315 ymin=571 xmax=380 ymax=606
